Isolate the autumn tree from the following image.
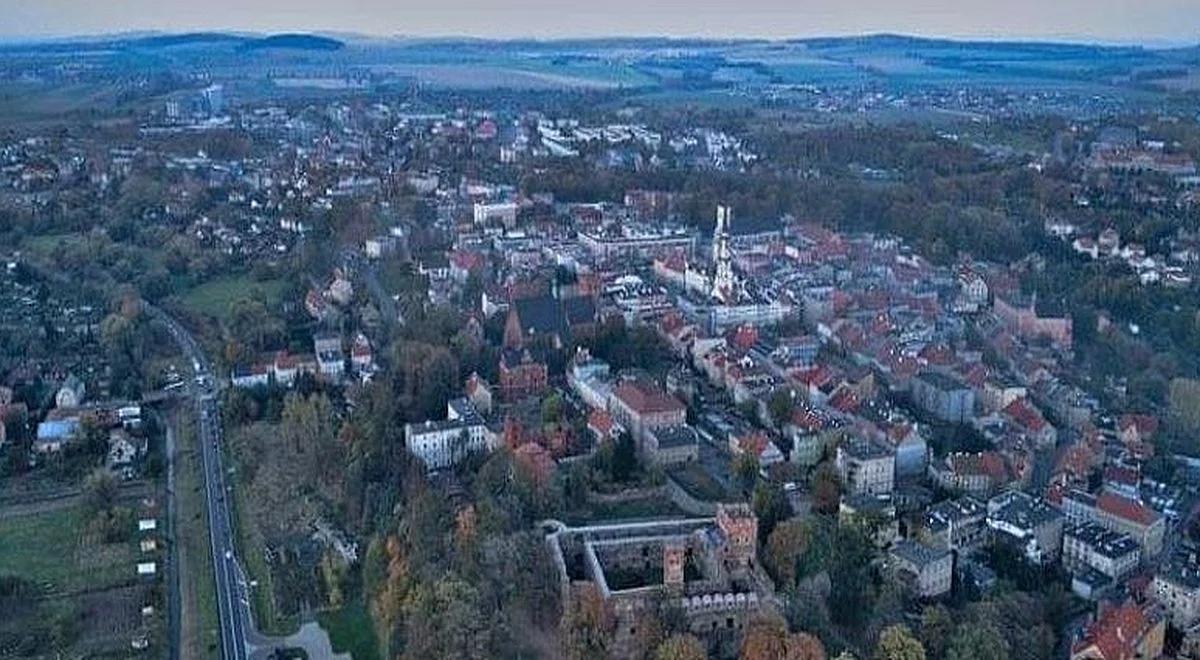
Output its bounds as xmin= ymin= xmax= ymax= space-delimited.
xmin=402 ymin=574 xmax=496 ymax=660
xmin=874 ymin=625 xmax=926 ymax=660
xmin=655 ymin=634 xmax=708 ymax=660
xmin=765 ymin=520 xmax=811 ymax=587
xmin=810 ymin=462 xmax=842 ymax=515
xmin=561 ymin=583 xmax=615 ymax=660
xmin=741 ymin=613 xmax=826 ymax=660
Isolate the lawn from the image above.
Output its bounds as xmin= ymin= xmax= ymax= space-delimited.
xmin=20 ymin=232 xmax=87 ymax=256
xmin=564 ymin=493 xmax=686 ymax=525
xmin=318 ymin=599 xmax=382 ymax=660
xmin=179 ymin=274 xmax=286 ymax=323
xmin=0 ymin=503 xmax=134 ymax=595
xmin=668 ymin=463 xmax=733 ymax=502
xmin=175 ymin=414 xmax=221 ymax=660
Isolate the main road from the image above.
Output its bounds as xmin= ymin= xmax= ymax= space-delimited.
xmin=146 ymin=304 xmax=257 ymax=660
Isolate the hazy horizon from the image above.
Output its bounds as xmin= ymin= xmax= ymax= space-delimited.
xmin=5 ymin=0 xmax=1198 ymax=47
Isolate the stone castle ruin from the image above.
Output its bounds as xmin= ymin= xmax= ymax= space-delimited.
xmin=543 ymin=503 xmax=776 ymax=656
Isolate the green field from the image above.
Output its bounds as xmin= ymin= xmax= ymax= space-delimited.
xmin=20 ymin=232 xmax=87 ymax=256
xmin=179 ymin=274 xmax=286 ymax=323
xmin=176 ymin=414 xmax=221 ymax=660
xmin=318 ymin=599 xmax=382 ymax=660
xmin=0 ymin=504 xmax=135 ymax=594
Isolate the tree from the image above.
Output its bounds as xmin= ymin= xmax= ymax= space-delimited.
xmin=735 ymin=452 xmax=760 ymax=491
xmin=655 ymin=634 xmax=707 ymax=660
xmin=84 ymin=468 xmax=119 ymax=514
xmin=280 ymin=392 xmax=340 ymax=486
xmin=1170 ymin=378 xmax=1200 ymax=435
xmin=752 ymin=480 xmax=792 ymax=545
xmin=741 ymin=613 xmax=826 ymax=660
xmin=875 ymin=625 xmax=925 ymax=660
xmin=765 ymin=520 xmax=811 ymax=587
xmin=541 ymin=392 xmax=566 ymax=427
xmin=611 ymin=432 xmax=637 ymax=483
xmin=918 ymin=605 xmax=954 ymax=660
xmin=811 ymin=462 xmax=842 ymax=515
xmin=769 ymin=388 xmax=797 ymax=429
xmin=402 ymin=574 xmax=494 ymax=660
xmin=562 ymin=583 xmax=614 ymax=660
xmin=945 ymin=622 xmax=1009 ymax=660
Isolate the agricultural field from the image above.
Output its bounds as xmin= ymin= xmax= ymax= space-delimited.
xmin=0 ymin=496 xmax=163 ymax=657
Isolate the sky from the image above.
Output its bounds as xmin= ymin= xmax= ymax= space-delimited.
xmin=4 ymin=0 xmax=1198 ymax=45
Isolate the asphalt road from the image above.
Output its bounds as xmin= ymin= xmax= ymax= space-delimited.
xmin=147 ymin=304 xmax=255 ymax=660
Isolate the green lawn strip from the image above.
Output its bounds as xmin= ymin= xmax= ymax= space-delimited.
xmin=317 ymin=598 xmax=382 ymax=660
xmin=176 ymin=414 xmax=221 ymax=660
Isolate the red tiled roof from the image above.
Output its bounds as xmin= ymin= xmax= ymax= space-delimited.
xmin=588 ymin=409 xmax=615 ymax=435
xmin=1003 ymin=398 xmax=1048 ymax=433
xmin=1096 ymin=492 xmax=1160 ymax=527
xmin=1072 ymin=601 xmax=1158 ymax=660
xmin=1119 ymin=414 xmax=1159 ymax=439
xmin=612 ymin=381 xmax=685 ymax=416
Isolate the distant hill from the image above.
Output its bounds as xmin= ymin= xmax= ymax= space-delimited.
xmin=0 ymin=31 xmax=343 ymax=54
xmin=237 ymin=34 xmax=344 ymax=52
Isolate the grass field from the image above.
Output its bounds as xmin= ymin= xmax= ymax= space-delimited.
xmin=175 ymin=414 xmax=221 ymax=660
xmin=20 ymin=232 xmax=87 ymax=256
xmin=318 ymin=599 xmax=382 ymax=660
xmin=179 ymin=274 xmax=286 ymax=323
xmin=0 ymin=504 xmax=134 ymax=594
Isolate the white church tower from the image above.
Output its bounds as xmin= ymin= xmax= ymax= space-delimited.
xmin=711 ymin=205 xmax=737 ymax=304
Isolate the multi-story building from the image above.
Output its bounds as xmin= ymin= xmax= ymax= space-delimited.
xmin=929 ymin=451 xmax=1014 ymax=497
xmin=1062 ymin=489 xmax=1165 ymax=560
xmin=890 ymin=539 xmax=953 ymax=599
xmin=313 ymin=334 xmax=345 ymax=381
xmin=986 ymin=490 xmax=1065 ymax=564
xmin=910 ymin=370 xmax=976 ymax=424
xmin=836 ymin=436 xmax=896 ymax=496
xmin=644 ymin=424 xmax=700 ymax=466
xmin=608 ymin=380 xmax=687 ymax=445
xmin=1152 ymin=550 xmax=1200 ymax=629
xmin=1063 ymin=522 xmax=1140 ymax=583
xmin=404 ymin=398 xmax=493 ymax=471
xmin=923 ymin=496 xmax=988 ymax=555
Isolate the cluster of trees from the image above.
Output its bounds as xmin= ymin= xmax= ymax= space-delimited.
xmin=362 ymin=450 xmax=563 ymax=659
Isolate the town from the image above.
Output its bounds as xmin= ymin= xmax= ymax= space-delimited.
xmin=1 ymin=27 xmax=1200 ymax=660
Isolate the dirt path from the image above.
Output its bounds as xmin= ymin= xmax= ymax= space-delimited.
xmin=0 ymin=491 xmax=81 ymax=519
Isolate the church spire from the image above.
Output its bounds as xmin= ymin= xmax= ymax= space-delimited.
xmin=503 ymin=307 xmax=524 ymax=350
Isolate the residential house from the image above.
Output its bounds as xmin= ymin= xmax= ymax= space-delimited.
xmin=1070 ymin=601 xmax=1164 ymax=660
xmin=404 ymin=399 xmax=493 ymax=471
